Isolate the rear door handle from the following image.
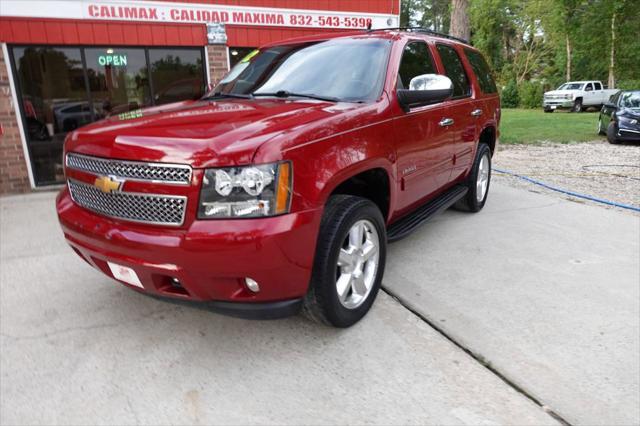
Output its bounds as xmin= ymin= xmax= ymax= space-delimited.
xmin=439 ymin=118 xmax=454 ymax=127
xmin=471 ymin=109 xmax=483 ymax=117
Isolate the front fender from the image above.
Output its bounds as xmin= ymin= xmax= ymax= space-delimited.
xmin=279 ymin=120 xmax=398 ymax=215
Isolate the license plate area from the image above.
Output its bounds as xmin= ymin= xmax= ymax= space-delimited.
xmin=108 ymin=262 xmax=144 ymax=288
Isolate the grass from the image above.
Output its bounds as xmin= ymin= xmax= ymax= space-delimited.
xmin=500 ymin=108 xmax=605 ymax=144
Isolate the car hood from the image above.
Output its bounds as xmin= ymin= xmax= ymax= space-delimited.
xmin=544 ymin=90 xmax=576 ymax=96
xmin=66 ymin=99 xmax=365 ymax=168
xmin=619 ymin=108 xmax=640 ymax=118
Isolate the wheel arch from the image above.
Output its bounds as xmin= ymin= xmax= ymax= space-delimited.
xmin=478 ymin=125 xmax=497 ymax=156
xmin=321 ymin=162 xmax=394 ymax=223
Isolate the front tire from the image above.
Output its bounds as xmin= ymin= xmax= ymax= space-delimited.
xmin=607 ymin=122 xmax=621 ymax=144
xmin=455 ymin=143 xmax=492 ymax=212
xmin=572 ymin=98 xmax=583 ymax=113
xmin=303 ymin=195 xmax=386 ymax=327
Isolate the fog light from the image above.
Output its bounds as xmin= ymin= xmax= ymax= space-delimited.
xmin=170 ymin=277 xmax=182 ymax=288
xmin=245 ymin=277 xmax=260 ymax=293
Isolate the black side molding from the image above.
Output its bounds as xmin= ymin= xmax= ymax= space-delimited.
xmin=387 ymin=185 xmax=468 ymax=242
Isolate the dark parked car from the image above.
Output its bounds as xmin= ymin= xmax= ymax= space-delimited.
xmin=598 ymin=90 xmax=640 ymax=144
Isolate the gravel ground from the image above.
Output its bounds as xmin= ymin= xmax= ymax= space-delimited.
xmin=492 ymin=140 xmax=640 ymax=215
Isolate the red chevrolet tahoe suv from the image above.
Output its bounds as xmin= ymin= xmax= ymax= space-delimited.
xmin=57 ymin=29 xmax=500 ymax=327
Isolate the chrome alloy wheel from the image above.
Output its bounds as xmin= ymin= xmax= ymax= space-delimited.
xmin=336 ymin=220 xmax=380 ymax=309
xmin=476 ymin=153 xmax=490 ymax=202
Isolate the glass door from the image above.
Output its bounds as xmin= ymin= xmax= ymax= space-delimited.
xmin=12 ymin=47 xmax=88 ymax=185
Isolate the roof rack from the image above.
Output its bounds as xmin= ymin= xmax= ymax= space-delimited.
xmin=366 ymin=27 xmax=470 ymax=45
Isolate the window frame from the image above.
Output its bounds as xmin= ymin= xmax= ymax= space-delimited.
xmin=8 ymin=44 xmax=207 ymax=187
xmin=463 ymin=47 xmax=498 ymax=95
xmin=395 ymin=39 xmax=438 ymax=92
xmin=435 ymin=42 xmax=472 ymax=100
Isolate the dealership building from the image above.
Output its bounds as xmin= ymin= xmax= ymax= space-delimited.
xmin=0 ymin=0 xmax=399 ymax=194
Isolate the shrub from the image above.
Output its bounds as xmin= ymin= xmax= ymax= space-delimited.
xmin=518 ymin=81 xmax=545 ymax=109
xmin=617 ymin=80 xmax=640 ymax=90
xmin=501 ymin=80 xmax=519 ymax=108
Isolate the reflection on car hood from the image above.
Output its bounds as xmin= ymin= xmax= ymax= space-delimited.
xmin=66 ymin=99 xmax=365 ymax=168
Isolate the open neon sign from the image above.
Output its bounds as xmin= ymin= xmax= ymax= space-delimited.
xmin=98 ymin=54 xmax=128 ymax=66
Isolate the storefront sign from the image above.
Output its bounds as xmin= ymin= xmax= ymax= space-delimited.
xmin=206 ymin=23 xmax=228 ymax=45
xmin=98 ymin=54 xmax=128 ymax=66
xmin=1 ymin=0 xmax=399 ymax=30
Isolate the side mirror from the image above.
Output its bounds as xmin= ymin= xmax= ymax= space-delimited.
xmin=397 ymin=74 xmax=453 ymax=111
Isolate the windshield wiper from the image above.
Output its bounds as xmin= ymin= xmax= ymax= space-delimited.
xmin=252 ymin=90 xmax=340 ymax=103
xmin=203 ymin=92 xmax=253 ymax=100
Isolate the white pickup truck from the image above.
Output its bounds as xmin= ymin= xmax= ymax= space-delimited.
xmin=543 ymin=81 xmax=618 ymax=113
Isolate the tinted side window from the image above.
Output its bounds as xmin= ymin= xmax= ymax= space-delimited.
xmin=595 ymin=82 xmax=602 ymax=90
xmin=585 ymin=83 xmax=593 ymax=91
xmin=464 ymin=48 xmax=497 ymax=94
xmin=436 ymin=44 xmax=471 ymax=98
xmin=398 ymin=42 xmax=437 ymax=90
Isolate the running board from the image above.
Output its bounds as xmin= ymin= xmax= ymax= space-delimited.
xmin=387 ymin=185 xmax=468 ymax=242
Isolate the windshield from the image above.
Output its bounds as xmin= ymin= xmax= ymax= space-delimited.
xmin=211 ymin=38 xmax=391 ymax=102
xmin=619 ymin=91 xmax=640 ymax=110
xmin=558 ymin=83 xmax=584 ymax=90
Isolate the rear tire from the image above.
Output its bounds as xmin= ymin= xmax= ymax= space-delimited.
xmin=607 ymin=122 xmax=621 ymax=144
xmin=544 ymin=107 xmax=554 ymax=113
xmin=455 ymin=143 xmax=492 ymax=212
xmin=597 ymin=115 xmax=606 ymax=135
xmin=303 ymin=195 xmax=386 ymax=327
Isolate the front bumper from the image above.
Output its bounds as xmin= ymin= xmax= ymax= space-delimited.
xmin=543 ymin=99 xmax=573 ymax=109
xmin=617 ymin=124 xmax=640 ymax=141
xmin=57 ymin=187 xmax=322 ymax=318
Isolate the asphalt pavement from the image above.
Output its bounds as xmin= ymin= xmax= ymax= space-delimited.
xmin=1 ymin=182 xmax=638 ymax=425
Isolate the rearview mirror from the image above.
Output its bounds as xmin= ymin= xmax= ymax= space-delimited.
xmin=397 ymin=74 xmax=453 ymax=111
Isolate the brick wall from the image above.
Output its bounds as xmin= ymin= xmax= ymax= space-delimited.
xmin=0 ymin=45 xmax=31 ymax=194
xmin=206 ymin=45 xmax=230 ymax=88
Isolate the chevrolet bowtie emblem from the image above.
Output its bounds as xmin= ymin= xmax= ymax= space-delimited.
xmin=94 ymin=175 xmax=123 ymax=193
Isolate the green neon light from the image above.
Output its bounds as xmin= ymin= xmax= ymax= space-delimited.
xmin=98 ymin=54 xmax=128 ymax=67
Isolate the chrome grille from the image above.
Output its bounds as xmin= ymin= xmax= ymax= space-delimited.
xmin=68 ymin=179 xmax=187 ymax=226
xmin=66 ymin=153 xmax=192 ymax=184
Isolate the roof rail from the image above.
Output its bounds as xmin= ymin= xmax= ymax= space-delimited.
xmin=367 ymin=27 xmax=470 ymax=45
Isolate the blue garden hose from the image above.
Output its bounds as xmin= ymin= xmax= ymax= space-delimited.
xmin=493 ymin=168 xmax=640 ymax=213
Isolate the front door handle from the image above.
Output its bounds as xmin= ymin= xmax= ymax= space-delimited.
xmin=439 ymin=118 xmax=454 ymax=127
xmin=471 ymin=109 xmax=483 ymax=117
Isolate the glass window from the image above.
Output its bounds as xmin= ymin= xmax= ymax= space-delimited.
xmin=149 ymin=49 xmax=204 ymax=106
xmin=558 ymin=83 xmax=584 ymax=90
xmin=464 ymin=48 xmax=497 ymax=94
xmin=585 ymin=83 xmax=593 ymax=91
xmin=12 ymin=46 xmax=87 ymax=185
xmin=436 ymin=44 xmax=471 ymax=98
xmin=397 ymin=42 xmax=437 ymax=90
xmin=85 ymin=48 xmax=150 ymax=117
xmin=228 ymin=47 xmax=256 ymax=68
xmin=213 ymin=38 xmax=391 ymax=102
xmin=11 ymin=46 xmax=206 ymax=186
xmin=619 ymin=91 xmax=640 ymax=109
xmin=595 ymin=82 xmax=602 ymax=90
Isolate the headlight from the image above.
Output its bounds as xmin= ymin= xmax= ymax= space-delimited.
xmin=198 ymin=162 xmax=292 ymax=219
